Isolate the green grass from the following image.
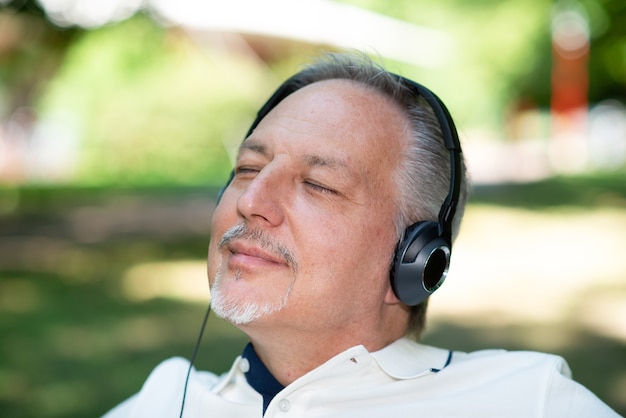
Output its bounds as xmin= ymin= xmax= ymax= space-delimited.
xmin=470 ymin=171 xmax=626 ymax=210
xmin=1 ymin=171 xmax=625 ymax=416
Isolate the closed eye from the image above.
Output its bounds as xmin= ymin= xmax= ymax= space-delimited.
xmin=305 ymin=181 xmax=338 ymax=195
xmin=234 ymin=166 xmax=259 ymax=176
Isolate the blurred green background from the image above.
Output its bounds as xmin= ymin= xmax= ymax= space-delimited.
xmin=1 ymin=0 xmax=625 ymax=416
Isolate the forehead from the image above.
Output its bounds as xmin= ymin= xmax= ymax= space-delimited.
xmin=244 ymin=79 xmax=409 ymax=170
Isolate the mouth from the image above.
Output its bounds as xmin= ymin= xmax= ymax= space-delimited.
xmin=216 ymin=224 xmax=297 ymax=273
xmin=226 ymin=240 xmax=290 ymax=269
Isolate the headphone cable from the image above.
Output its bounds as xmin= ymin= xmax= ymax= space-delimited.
xmin=179 ymin=300 xmax=212 ymax=418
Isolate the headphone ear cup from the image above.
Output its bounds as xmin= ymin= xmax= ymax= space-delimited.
xmin=391 ymin=221 xmax=451 ymax=306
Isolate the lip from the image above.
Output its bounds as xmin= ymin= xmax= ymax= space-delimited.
xmin=226 ymin=240 xmax=289 ymax=268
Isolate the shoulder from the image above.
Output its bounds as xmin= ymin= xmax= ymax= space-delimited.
xmin=102 ymin=357 xmax=222 ymax=418
xmin=444 ymin=348 xmax=619 ymax=416
xmin=444 ymin=347 xmax=574 ymax=390
xmin=452 ymin=347 xmax=571 ymax=375
xmin=146 ymin=356 xmax=220 ymax=385
xmin=145 ymin=356 xmax=215 ymax=388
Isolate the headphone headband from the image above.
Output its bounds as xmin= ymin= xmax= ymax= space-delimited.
xmin=393 ymin=75 xmax=462 ymax=242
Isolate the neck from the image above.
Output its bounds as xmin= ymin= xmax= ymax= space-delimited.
xmin=239 ymin=307 xmax=408 ymax=386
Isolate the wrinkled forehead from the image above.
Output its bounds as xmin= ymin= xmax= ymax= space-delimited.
xmin=245 ymin=76 xmax=408 ymax=139
xmin=247 ymin=79 xmax=409 ymax=155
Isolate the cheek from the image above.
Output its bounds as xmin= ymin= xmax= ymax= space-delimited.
xmin=302 ymin=213 xmax=397 ymax=282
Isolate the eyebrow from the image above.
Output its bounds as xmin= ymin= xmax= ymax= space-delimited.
xmin=239 ymin=138 xmax=356 ymax=183
xmin=240 ymin=139 xmax=349 ymax=170
xmin=239 ymin=140 xmax=270 ymax=158
xmin=303 ymin=154 xmax=348 ymax=170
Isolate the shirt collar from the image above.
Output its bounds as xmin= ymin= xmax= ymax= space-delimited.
xmin=224 ymin=338 xmax=453 ymax=399
xmin=371 ymin=338 xmax=453 ymax=379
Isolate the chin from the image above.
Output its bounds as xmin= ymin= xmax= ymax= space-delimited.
xmin=211 ymin=278 xmax=294 ymax=326
xmin=211 ymin=293 xmax=286 ymax=325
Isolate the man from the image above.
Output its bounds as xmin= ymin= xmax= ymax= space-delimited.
xmin=104 ymin=52 xmax=619 ymax=417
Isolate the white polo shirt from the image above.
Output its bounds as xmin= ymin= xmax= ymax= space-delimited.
xmin=103 ymin=338 xmax=619 ymax=417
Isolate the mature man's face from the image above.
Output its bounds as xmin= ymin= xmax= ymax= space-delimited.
xmin=207 ymin=79 xmax=408 ymax=334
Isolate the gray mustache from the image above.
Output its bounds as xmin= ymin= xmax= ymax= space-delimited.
xmin=218 ymin=224 xmax=298 ymax=272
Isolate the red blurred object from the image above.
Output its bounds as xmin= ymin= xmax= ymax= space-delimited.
xmin=551 ymin=9 xmax=590 ymax=135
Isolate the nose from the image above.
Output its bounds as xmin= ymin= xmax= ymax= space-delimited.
xmin=236 ymin=167 xmax=285 ymax=227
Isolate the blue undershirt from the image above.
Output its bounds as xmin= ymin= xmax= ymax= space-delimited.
xmin=242 ymin=343 xmax=285 ymax=415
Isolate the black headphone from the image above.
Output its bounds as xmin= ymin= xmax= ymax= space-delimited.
xmin=218 ymin=72 xmax=462 ymax=308
xmin=389 ymin=79 xmax=462 ymax=307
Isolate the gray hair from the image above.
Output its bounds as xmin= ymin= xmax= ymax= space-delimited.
xmin=287 ymin=51 xmax=470 ymax=338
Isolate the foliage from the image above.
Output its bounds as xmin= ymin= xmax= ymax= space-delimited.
xmin=341 ymin=0 xmax=552 ymax=127
xmin=36 ymin=15 xmax=272 ymax=186
xmin=581 ymin=0 xmax=626 ymax=100
xmin=0 ymin=3 xmax=80 ymax=115
xmin=342 ymin=0 xmax=626 ymax=121
xmin=2 ymin=0 xmax=626 ymax=183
